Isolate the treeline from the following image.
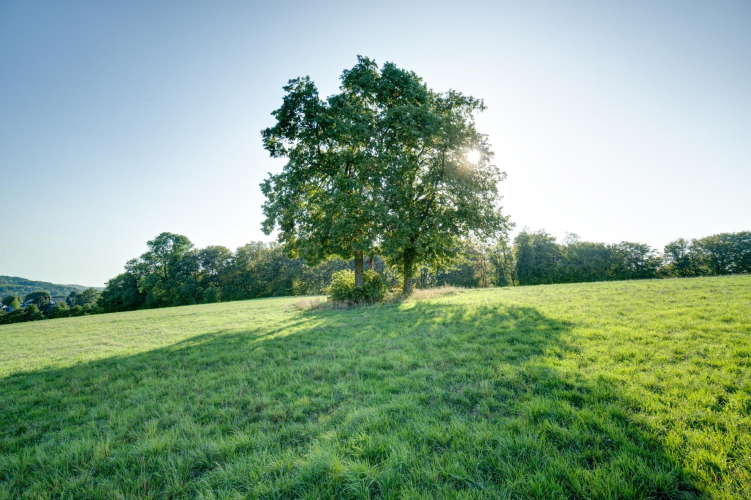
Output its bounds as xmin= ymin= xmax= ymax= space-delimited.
xmin=95 ymin=229 xmax=751 ymax=312
xmin=0 ymin=288 xmax=102 ymax=325
xmin=509 ymin=230 xmax=750 ymax=285
xmin=96 ymin=233 xmax=354 ymax=313
xmin=1 ymin=229 xmax=748 ymax=324
xmin=413 ymin=229 xmax=750 ymax=288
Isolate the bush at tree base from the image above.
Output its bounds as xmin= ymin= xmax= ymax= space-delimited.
xmin=327 ymin=270 xmax=388 ymax=304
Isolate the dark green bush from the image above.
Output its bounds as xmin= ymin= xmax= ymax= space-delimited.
xmin=23 ymin=304 xmax=44 ymax=321
xmin=327 ymin=270 xmax=387 ymax=304
xmin=49 ymin=302 xmax=70 ymax=319
xmin=24 ymin=291 xmax=51 ymax=308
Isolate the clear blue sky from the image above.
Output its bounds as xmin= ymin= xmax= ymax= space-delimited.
xmin=1 ymin=1 xmax=749 ymax=287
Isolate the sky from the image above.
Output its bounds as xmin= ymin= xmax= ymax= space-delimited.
xmin=1 ymin=0 xmax=749 ymax=287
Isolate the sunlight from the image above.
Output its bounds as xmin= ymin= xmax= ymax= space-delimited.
xmin=467 ymin=149 xmax=481 ymax=164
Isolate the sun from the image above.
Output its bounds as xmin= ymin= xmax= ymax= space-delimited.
xmin=467 ymin=150 xmax=481 ymax=164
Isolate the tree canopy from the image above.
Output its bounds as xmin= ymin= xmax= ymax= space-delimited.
xmin=261 ymin=56 xmax=509 ymax=294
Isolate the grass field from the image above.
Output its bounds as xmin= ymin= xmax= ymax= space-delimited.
xmin=1 ymin=276 xmax=750 ymax=499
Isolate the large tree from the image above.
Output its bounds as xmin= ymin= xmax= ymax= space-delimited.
xmin=367 ymin=61 xmax=508 ymax=294
xmin=261 ymin=57 xmax=508 ymax=294
xmin=260 ymin=70 xmax=380 ymax=288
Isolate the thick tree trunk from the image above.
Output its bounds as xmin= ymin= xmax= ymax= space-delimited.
xmin=402 ymin=252 xmax=415 ymax=296
xmin=354 ymin=253 xmax=364 ymax=288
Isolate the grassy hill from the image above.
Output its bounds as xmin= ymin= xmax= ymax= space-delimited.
xmin=1 ymin=276 xmax=749 ymax=499
xmin=0 ymin=275 xmax=93 ymax=298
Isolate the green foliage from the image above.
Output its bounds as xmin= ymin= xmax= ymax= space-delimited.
xmin=1 ymin=296 xmax=21 ymax=309
xmin=22 ymin=304 xmax=44 ymax=321
xmin=326 ymin=269 xmax=356 ymax=302
xmin=662 ymin=232 xmax=751 ymax=277
xmin=514 ymin=230 xmax=563 ymax=285
xmin=98 ymin=272 xmax=146 ymax=313
xmin=261 ymin=57 xmax=509 ymax=294
xmin=23 ymin=291 xmax=51 ymax=308
xmin=52 ymin=228 xmax=751 ymax=323
xmin=202 ymin=286 xmax=220 ymax=304
xmin=327 ymin=269 xmax=387 ymax=303
xmin=1 ymin=277 xmax=749 ymax=497
xmin=360 ymin=269 xmax=388 ymax=302
xmin=260 ymin=68 xmax=379 ymax=284
xmin=70 ymin=288 xmax=101 ymax=308
xmin=49 ymin=302 xmax=69 ymax=319
xmin=69 ymin=305 xmax=84 ymax=317
xmin=0 ymin=310 xmax=23 ymax=325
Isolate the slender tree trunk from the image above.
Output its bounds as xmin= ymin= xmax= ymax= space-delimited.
xmin=402 ymin=251 xmax=415 ymax=295
xmin=354 ymin=252 xmax=364 ymax=288
xmin=367 ymin=255 xmax=374 ymax=270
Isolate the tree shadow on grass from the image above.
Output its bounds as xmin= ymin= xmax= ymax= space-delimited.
xmin=0 ymin=300 xmax=702 ymax=499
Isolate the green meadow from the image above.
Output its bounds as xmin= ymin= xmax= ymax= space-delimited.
xmin=1 ymin=276 xmax=750 ymax=499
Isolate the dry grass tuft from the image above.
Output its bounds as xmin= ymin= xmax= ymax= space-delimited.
xmin=294 ymin=285 xmax=465 ymax=311
xmin=408 ymin=284 xmax=465 ymax=301
xmin=291 ymin=297 xmax=328 ymax=310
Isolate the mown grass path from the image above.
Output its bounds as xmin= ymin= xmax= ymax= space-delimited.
xmin=1 ymin=276 xmax=750 ymax=499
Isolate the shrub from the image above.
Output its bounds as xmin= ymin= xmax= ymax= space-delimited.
xmin=49 ymin=302 xmax=69 ymax=319
xmin=327 ymin=270 xmax=387 ymax=304
xmin=0 ymin=310 xmax=24 ymax=325
xmin=70 ymin=305 xmax=85 ymax=317
xmin=23 ymin=304 xmax=45 ymax=321
xmin=327 ymin=270 xmax=356 ymax=302
xmin=361 ymin=270 xmax=388 ymax=302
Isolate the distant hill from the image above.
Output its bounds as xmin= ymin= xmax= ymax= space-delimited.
xmin=0 ymin=276 xmax=95 ymax=298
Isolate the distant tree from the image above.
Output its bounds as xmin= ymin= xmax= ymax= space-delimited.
xmin=197 ymin=246 xmax=233 ymax=289
xmin=73 ymin=288 xmax=101 ymax=308
xmin=260 ymin=66 xmax=379 ymax=291
xmin=435 ymin=246 xmax=481 ymax=288
xmin=662 ymin=238 xmax=700 ymax=277
xmin=98 ymin=272 xmax=146 ymax=312
xmin=560 ymin=241 xmax=615 ymax=283
xmin=608 ymin=242 xmax=661 ymax=280
xmin=733 ymin=231 xmax=751 ymax=273
xmin=488 ymin=236 xmax=516 ymax=286
xmin=23 ymin=304 xmax=44 ymax=321
xmin=49 ymin=302 xmax=69 ymax=319
xmin=514 ymin=230 xmax=562 ymax=285
xmin=694 ymin=232 xmax=751 ymax=275
xmin=142 ymin=233 xmax=194 ymax=282
xmin=24 ymin=291 xmax=51 ymax=308
xmin=473 ymin=243 xmax=492 ymax=287
xmin=2 ymin=295 xmax=22 ymax=309
xmin=128 ymin=232 xmax=195 ymax=308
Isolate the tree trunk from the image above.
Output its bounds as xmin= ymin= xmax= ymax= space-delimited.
xmin=402 ymin=251 xmax=415 ymax=296
xmin=354 ymin=253 xmax=364 ymax=288
xmin=367 ymin=255 xmax=374 ymax=270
